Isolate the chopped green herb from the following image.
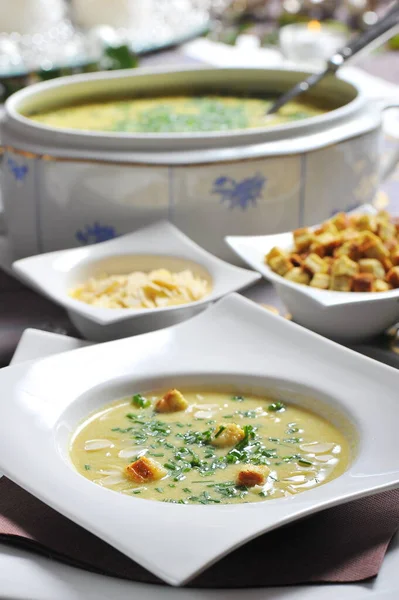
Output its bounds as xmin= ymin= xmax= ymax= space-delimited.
xmin=168 ymin=483 xmax=176 ymax=488
xmin=232 ymin=395 xmax=245 ymax=402
xmin=215 ymin=425 xmax=226 ymax=439
xmin=131 ymin=394 xmax=151 ymax=409
xmin=132 ymin=490 xmax=141 ymax=495
xmin=298 ymin=458 xmax=313 ymax=467
xmin=149 ymin=452 xmax=164 ymax=457
xmin=84 ymin=464 xmax=91 ymax=471
xmin=268 ymin=402 xmax=286 ymax=412
xmin=155 ymin=487 xmax=163 ymax=493
xmin=164 ymin=462 xmax=176 ymax=470
xmin=182 ymin=487 xmax=192 ymax=493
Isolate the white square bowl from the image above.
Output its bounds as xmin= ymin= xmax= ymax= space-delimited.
xmin=0 ymin=293 xmax=398 ymax=587
xmin=226 ymin=205 xmax=399 ymax=342
xmin=12 ymin=221 xmax=260 ymax=342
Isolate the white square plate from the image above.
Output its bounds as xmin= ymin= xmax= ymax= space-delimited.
xmin=0 ymin=294 xmax=398 ymax=587
xmin=12 ymin=221 xmax=260 ymax=342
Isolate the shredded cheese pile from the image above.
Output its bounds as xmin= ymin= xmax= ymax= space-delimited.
xmin=70 ymin=268 xmax=210 ymax=309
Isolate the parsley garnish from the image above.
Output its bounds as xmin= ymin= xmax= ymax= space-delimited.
xmin=268 ymin=402 xmax=286 ymax=412
xmin=131 ymin=394 xmax=151 ymax=409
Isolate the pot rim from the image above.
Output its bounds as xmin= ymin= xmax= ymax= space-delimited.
xmin=1 ymin=65 xmax=382 ymax=164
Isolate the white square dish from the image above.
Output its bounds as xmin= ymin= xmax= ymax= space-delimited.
xmin=12 ymin=221 xmax=260 ymax=342
xmin=226 ymin=205 xmax=399 ymax=342
xmin=0 ymin=294 xmax=398 ymax=587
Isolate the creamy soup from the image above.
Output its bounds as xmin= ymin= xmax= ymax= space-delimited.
xmin=70 ymin=389 xmax=350 ymax=504
xmin=29 ymin=96 xmax=326 ymax=133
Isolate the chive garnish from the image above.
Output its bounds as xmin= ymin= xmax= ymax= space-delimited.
xmin=298 ymin=458 xmax=313 ymax=467
xmin=215 ymin=425 xmax=226 ymax=439
xmin=84 ymin=464 xmax=91 ymax=471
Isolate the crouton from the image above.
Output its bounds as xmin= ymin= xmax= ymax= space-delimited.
xmin=334 ymin=241 xmax=362 ymax=261
xmin=330 ymin=275 xmax=353 ymax=292
xmin=386 ymin=266 xmax=399 ymax=289
xmin=265 ymin=246 xmax=286 ymax=266
xmin=314 ymin=222 xmax=339 ymax=236
xmin=354 ymin=214 xmax=377 ymax=233
xmin=374 ymin=279 xmax=391 ymax=292
xmin=303 ymin=253 xmax=329 ymax=275
xmin=330 ymin=212 xmax=349 ymax=231
xmin=125 ymin=456 xmax=167 ymax=483
xmin=352 ymin=273 xmax=374 ymax=292
xmin=293 ymin=227 xmax=312 ymax=252
xmin=377 ymin=220 xmax=396 ymax=242
xmin=236 ymin=465 xmax=270 ymax=488
xmin=312 ymin=232 xmax=341 ymax=255
xmin=290 ymin=253 xmax=303 ymax=267
xmin=358 ymin=259 xmax=385 ymax=279
xmin=390 ymin=246 xmax=399 ymax=266
xmin=332 ymin=255 xmax=359 ymax=277
xmin=310 ymin=273 xmax=330 ymax=289
xmin=359 ymin=232 xmax=389 ymax=261
xmin=211 ymin=423 xmax=245 ymax=448
xmin=284 ymin=267 xmax=311 ymax=285
xmin=268 ymin=255 xmax=293 ymax=277
xmin=155 ymin=389 xmax=188 ymax=413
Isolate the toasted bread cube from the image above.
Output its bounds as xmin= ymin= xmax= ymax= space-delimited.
xmin=358 ymin=258 xmax=385 ymax=279
xmin=381 ymin=257 xmax=393 ymax=272
xmin=330 ymin=212 xmax=349 ymax=231
xmin=359 ymin=232 xmax=389 ymax=261
xmin=340 ymin=228 xmax=360 ymax=242
xmin=352 ymin=273 xmax=374 ymax=292
xmin=211 ymin=423 xmax=245 ymax=448
xmin=309 ymin=241 xmax=326 ymax=258
xmin=377 ymin=221 xmax=396 ymax=242
xmin=314 ymin=222 xmax=339 ymax=236
xmin=312 ymin=232 xmax=341 ymax=255
xmin=268 ymin=255 xmax=293 ymax=277
xmin=265 ymin=246 xmax=286 ymax=266
xmin=284 ymin=267 xmax=311 ymax=285
xmin=391 ymin=246 xmax=399 ymax=266
xmin=290 ymin=253 xmax=303 ymax=267
xmin=155 ymin=389 xmax=188 ymax=413
xmin=332 ymin=255 xmax=359 ymax=277
xmin=236 ymin=465 xmax=270 ymax=488
xmin=126 ymin=456 xmax=167 ymax=483
xmin=386 ymin=266 xmax=399 ymax=289
xmin=374 ymin=279 xmax=391 ymax=292
xmin=330 ymin=275 xmax=353 ymax=292
xmin=310 ymin=273 xmax=330 ymax=289
xmin=392 ymin=217 xmax=399 ymax=235
xmin=354 ymin=214 xmax=377 ymax=233
xmin=377 ymin=210 xmax=391 ymax=222
xmin=293 ymin=228 xmax=312 ymax=252
xmin=334 ymin=240 xmax=362 ymax=262
xmin=303 ymin=253 xmax=329 ymax=275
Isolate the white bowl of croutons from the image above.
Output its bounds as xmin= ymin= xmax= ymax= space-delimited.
xmin=226 ymin=205 xmax=399 ymax=342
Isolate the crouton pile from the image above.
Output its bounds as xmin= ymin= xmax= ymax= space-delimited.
xmin=265 ymin=210 xmax=399 ymax=292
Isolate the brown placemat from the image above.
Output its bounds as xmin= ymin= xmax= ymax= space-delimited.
xmin=0 ymin=478 xmax=398 ymax=588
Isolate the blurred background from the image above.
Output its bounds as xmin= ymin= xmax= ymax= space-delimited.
xmin=0 ymin=0 xmax=397 ymax=101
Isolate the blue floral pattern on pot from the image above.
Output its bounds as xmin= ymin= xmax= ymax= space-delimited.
xmin=212 ymin=173 xmax=267 ymax=210
xmin=76 ymin=222 xmax=118 ymax=245
xmin=7 ymin=157 xmax=29 ymax=182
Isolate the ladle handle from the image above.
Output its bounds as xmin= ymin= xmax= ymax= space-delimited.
xmin=327 ymin=2 xmax=399 ymax=73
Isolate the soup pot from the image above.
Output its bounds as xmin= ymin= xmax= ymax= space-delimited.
xmin=1 ymin=66 xmax=398 ymax=261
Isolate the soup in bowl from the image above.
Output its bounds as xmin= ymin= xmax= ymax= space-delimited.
xmin=70 ymin=387 xmax=351 ymax=505
xmin=28 ymin=95 xmax=327 ymax=134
